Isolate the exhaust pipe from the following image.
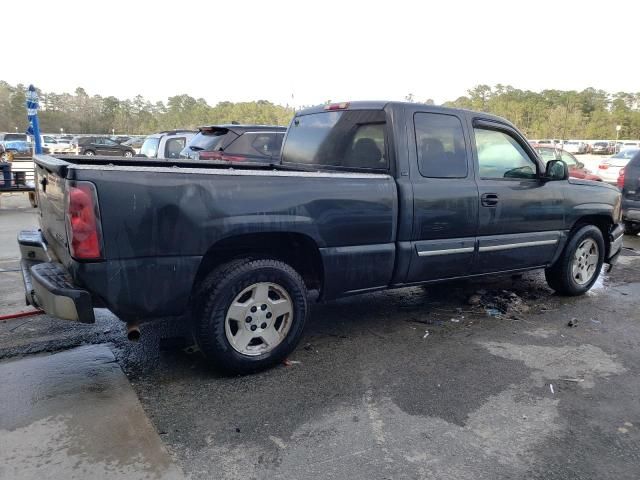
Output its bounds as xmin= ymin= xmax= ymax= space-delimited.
xmin=127 ymin=323 xmax=141 ymax=342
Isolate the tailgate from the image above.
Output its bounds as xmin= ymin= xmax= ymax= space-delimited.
xmin=33 ymin=155 xmax=70 ymax=261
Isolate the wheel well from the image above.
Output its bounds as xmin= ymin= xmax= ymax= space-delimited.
xmin=571 ymin=215 xmax=612 ymax=255
xmin=192 ymin=232 xmax=324 ymax=294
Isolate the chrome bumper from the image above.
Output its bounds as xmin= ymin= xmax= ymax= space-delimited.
xmin=18 ymin=230 xmax=95 ymax=324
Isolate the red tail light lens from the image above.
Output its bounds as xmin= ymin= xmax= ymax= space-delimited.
xmin=617 ymin=168 xmax=625 ymax=188
xmin=598 ymin=163 xmax=608 ymax=169
xmin=198 ymin=151 xmax=247 ymax=162
xmin=65 ymin=182 xmax=103 ymax=260
xmin=198 ymin=151 xmax=223 ymax=160
xmin=324 ymin=102 xmax=350 ymax=111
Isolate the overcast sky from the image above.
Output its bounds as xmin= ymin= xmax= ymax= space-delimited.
xmin=5 ymin=0 xmax=638 ymax=107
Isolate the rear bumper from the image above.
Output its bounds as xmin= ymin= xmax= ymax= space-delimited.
xmin=18 ymin=230 xmax=95 ymax=324
xmin=607 ymin=223 xmax=624 ymax=265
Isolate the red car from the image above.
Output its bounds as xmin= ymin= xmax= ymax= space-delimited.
xmin=531 ymin=145 xmax=602 ymax=181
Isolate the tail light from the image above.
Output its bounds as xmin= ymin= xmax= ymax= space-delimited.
xmin=598 ymin=163 xmax=609 ymax=170
xmin=198 ymin=151 xmax=246 ymax=162
xmin=324 ymin=102 xmax=350 ymax=111
xmin=198 ymin=151 xmax=223 ymax=161
xmin=65 ymin=181 xmax=103 ymax=260
xmin=617 ymin=168 xmax=625 ymax=188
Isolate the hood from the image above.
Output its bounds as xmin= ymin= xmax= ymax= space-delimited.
xmin=568 ymin=177 xmax=618 ymax=191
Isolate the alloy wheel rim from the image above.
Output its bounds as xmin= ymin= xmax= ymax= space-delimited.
xmin=224 ymin=282 xmax=293 ymax=356
xmin=572 ymin=238 xmax=599 ymax=285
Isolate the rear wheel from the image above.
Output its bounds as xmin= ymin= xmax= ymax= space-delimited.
xmin=123 ymin=151 xmax=133 ymax=158
xmin=545 ymin=225 xmax=604 ymax=296
xmin=194 ymin=258 xmax=308 ymax=374
xmin=84 ymin=150 xmax=95 ymax=156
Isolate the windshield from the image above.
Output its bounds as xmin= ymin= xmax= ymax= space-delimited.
xmin=140 ymin=137 xmax=160 ymax=157
xmin=4 ymin=134 xmax=27 ymax=142
xmin=188 ymin=130 xmax=229 ymax=151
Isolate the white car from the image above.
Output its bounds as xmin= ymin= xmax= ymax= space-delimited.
xmin=597 ymin=148 xmax=640 ymax=184
xmin=621 ymin=141 xmax=640 ymax=151
xmin=47 ymin=137 xmax=75 ymax=154
xmin=562 ymin=141 xmax=586 ymax=154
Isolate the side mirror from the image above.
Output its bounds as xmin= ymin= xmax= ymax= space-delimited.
xmin=545 ymin=159 xmax=569 ymax=181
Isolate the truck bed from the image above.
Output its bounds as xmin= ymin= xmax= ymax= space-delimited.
xmin=33 ymin=154 xmax=398 ymax=318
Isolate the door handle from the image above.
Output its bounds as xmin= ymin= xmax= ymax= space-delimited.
xmin=481 ymin=193 xmax=499 ymax=207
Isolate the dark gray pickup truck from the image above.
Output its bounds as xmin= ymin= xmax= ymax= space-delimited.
xmin=19 ymin=101 xmax=624 ymax=373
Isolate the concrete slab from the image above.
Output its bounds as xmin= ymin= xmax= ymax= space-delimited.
xmin=0 ymin=192 xmax=38 ymax=261
xmin=0 ymin=344 xmax=185 ymax=479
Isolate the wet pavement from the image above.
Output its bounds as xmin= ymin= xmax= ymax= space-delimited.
xmin=2 ymin=194 xmax=640 ymax=479
xmin=0 ymin=344 xmax=184 ymax=479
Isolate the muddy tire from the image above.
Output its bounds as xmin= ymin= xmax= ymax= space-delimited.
xmin=194 ymin=258 xmax=308 ymax=374
xmin=545 ymin=225 xmax=604 ymax=296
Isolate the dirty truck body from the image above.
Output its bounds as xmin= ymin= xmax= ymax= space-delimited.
xmin=20 ymin=101 xmax=624 ymax=372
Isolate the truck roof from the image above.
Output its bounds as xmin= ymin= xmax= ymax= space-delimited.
xmin=296 ymin=101 xmax=516 ymax=128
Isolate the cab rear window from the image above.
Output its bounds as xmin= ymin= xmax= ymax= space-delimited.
xmin=282 ymin=110 xmax=388 ymax=170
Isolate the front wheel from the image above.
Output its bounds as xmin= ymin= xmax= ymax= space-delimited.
xmin=123 ymin=151 xmax=133 ymax=158
xmin=194 ymin=258 xmax=308 ymax=374
xmin=545 ymin=225 xmax=604 ymax=296
xmin=84 ymin=150 xmax=95 ymax=156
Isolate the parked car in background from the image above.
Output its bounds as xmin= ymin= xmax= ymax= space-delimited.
xmin=43 ymin=136 xmax=75 ymax=155
xmin=138 ymin=130 xmax=196 ymax=159
xmin=41 ymin=135 xmax=58 ymax=151
xmin=2 ymin=140 xmax=33 ymax=160
xmin=619 ymin=149 xmax=640 ymax=234
xmin=592 ymin=141 xmax=613 ymax=155
xmin=72 ymin=136 xmax=136 ymax=157
xmin=121 ymin=137 xmax=145 ymax=155
xmin=532 ymin=145 xmax=602 ymax=181
xmin=562 ymin=140 xmax=587 ymax=154
xmin=0 ymin=133 xmax=28 ymax=145
xmin=598 ymin=148 xmax=640 ymax=184
xmin=537 ymin=139 xmax=561 ymax=148
xmin=179 ymin=124 xmax=286 ymax=163
xmin=621 ymin=141 xmax=640 ymax=151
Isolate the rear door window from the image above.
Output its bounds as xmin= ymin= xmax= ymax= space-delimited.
xmin=282 ymin=110 xmax=388 ymax=170
xmin=164 ymin=137 xmax=186 ymax=159
xmin=414 ymin=112 xmax=468 ymax=178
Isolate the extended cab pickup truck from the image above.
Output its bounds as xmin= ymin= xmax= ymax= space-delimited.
xmin=19 ymin=101 xmax=624 ymax=373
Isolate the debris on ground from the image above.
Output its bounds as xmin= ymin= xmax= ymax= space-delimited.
xmin=467 ymin=294 xmax=482 ymax=306
xmin=423 ymin=330 xmax=430 ymax=339
xmin=559 ymin=377 xmax=585 ymax=383
xmin=550 ymin=383 xmax=555 ymax=395
xmin=283 ymin=359 xmax=302 ymax=367
xmin=485 ymin=307 xmax=503 ymax=317
xmin=568 ymin=318 xmax=579 ymax=327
